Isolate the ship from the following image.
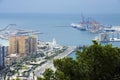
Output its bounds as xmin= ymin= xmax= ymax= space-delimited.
xmin=71 ymin=15 xmax=106 ymax=33
xmin=71 ymin=23 xmax=86 ymax=31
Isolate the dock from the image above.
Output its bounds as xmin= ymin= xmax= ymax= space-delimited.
xmin=94 ymin=31 xmax=120 ymax=42
xmin=34 ymin=46 xmax=76 ymax=77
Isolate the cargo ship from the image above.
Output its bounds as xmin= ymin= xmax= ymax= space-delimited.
xmin=71 ymin=15 xmax=105 ymax=33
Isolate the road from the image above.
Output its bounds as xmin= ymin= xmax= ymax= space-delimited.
xmin=34 ymin=46 xmax=76 ymax=77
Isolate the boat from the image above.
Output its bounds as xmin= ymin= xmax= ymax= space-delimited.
xmin=71 ymin=23 xmax=86 ymax=31
xmin=71 ymin=15 xmax=104 ymax=33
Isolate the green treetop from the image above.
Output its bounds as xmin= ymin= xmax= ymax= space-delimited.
xmin=37 ymin=41 xmax=120 ymax=80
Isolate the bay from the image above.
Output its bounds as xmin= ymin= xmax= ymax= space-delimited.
xmin=0 ymin=13 xmax=120 ymax=58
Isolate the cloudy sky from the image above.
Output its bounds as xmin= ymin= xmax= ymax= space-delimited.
xmin=0 ymin=0 xmax=120 ymax=14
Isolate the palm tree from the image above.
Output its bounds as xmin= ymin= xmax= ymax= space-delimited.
xmin=32 ymin=71 xmax=35 ymax=80
xmin=16 ymin=78 xmax=21 ymax=80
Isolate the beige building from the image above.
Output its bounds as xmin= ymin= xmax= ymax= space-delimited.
xmin=9 ymin=35 xmax=37 ymax=56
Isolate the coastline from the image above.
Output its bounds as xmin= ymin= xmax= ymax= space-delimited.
xmin=5 ymin=46 xmax=76 ymax=80
xmin=54 ymin=46 xmax=76 ymax=59
xmin=34 ymin=46 xmax=76 ymax=77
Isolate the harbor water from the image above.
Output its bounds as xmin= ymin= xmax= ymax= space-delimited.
xmin=0 ymin=13 xmax=120 ymax=58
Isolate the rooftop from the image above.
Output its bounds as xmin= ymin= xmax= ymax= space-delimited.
xmin=0 ymin=39 xmax=9 ymax=46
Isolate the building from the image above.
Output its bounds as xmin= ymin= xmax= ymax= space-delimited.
xmin=99 ymin=33 xmax=109 ymax=42
xmin=9 ymin=35 xmax=28 ymax=56
xmin=6 ymin=54 xmax=19 ymax=66
xmin=28 ymin=35 xmax=37 ymax=54
xmin=0 ymin=45 xmax=8 ymax=69
xmin=9 ymin=35 xmax=37 ymax=56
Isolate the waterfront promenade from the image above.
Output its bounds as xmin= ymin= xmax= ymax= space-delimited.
xmin=34 ymin=46 xmax=76 ymax=77
xmin=3 ymin=46 xmax=76 ymax=80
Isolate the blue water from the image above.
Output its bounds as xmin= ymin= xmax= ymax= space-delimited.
xmin=0 ymin=13 xmax=120 ymax=58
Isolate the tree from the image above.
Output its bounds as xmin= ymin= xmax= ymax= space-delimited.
xmin=76 ymin=41 xmax=120 ymax=80
xmin=32 ymin=71 xmax=35 ymax=80
xmin=54 ymin=70 xmax=70 ymax=80
xmin=16 ymin=78 xmax=21 ymax=80
xmin=54 ymin=58 xmax=81 ymax=80
xmin=38 ymin=41 xmax=120 ymax=80
xmin=43 ymin=68 xmax=54 ymax=80
xmin=37 ymin=77 xmax=44 ymax=80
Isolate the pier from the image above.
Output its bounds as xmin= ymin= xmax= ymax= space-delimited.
xmin=0 ymin=25 xmax=42 ymax=41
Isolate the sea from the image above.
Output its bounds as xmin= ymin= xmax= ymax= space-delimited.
xmin=0 ymin=13 xmax=120 ymax=58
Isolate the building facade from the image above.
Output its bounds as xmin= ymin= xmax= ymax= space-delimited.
xmin=0 ymin=45 xmax=8 ymax=69
xmin=9 ymin=35 xmax=37 ymax=56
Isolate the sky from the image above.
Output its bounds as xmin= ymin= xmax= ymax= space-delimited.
xmin=0 ymin=0 xmax=120 ymax=14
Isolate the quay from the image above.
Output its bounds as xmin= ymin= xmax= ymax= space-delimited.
xmin=94 ymin=31 xmax=120 ymax=42
xmin=34 ymin=46 xmax=76 ymax=77
xmin=54 ymin=46 xmax=76 ymax=59
xmin=4 ymin=46 xmax=77 ymax=80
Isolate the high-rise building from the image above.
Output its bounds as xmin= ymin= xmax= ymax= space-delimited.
xmin=0 ymin=45 xmax=8 ymax=69
xmin=9 ymin=35 xmax=37 ymax=56
xmin=28 ymin=35 xmax=37 ymax=54
xmin=9 ymin=36 xmax=27 ymax=56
